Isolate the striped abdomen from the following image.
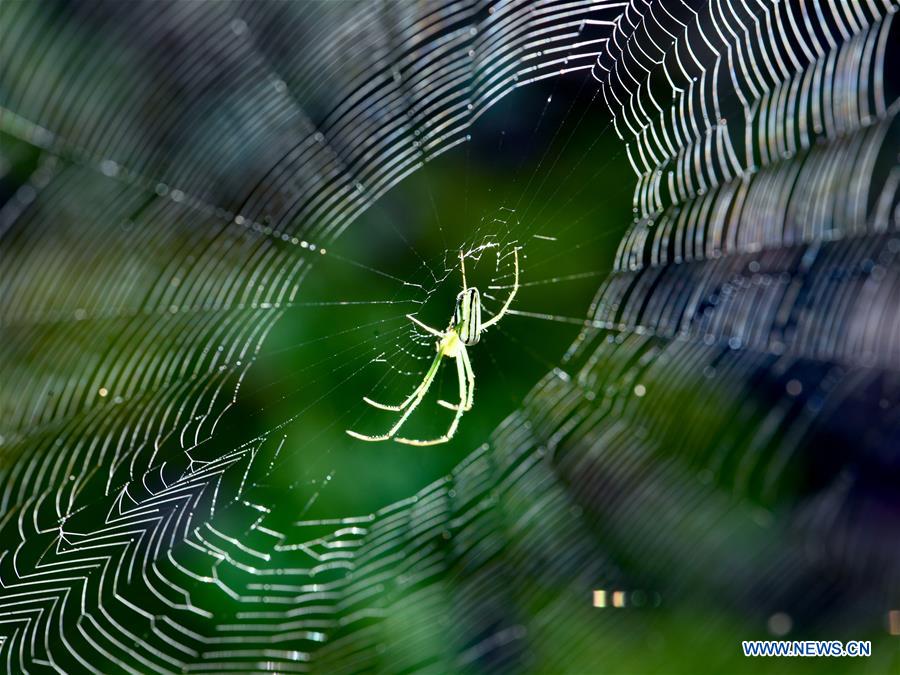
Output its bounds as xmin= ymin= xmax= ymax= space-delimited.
xmin=453 ymin=287 xmax=482 ymax=345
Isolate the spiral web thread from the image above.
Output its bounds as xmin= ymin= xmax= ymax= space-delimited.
xmin=1 ymin=0 xmax=899 ymax=672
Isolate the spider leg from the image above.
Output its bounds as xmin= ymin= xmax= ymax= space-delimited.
xmin=462 ymin=346 xmax=474 ymax=410
xmin=480 ymin=246 xmax=519 ymax=329
xmin=436 ymin=353 xmax=466 ymax=411
xmin=363 ymin=318 xmax=444 ymax=411
xmin=397 ymin=348 xmax=468 ymax=445
xmin=362 ymin=389 xmax=418 ymax=411
xmin=406 ymin=314 xmax=444 ymax=337
xmin=346 ymin=350 xmax=443 ymax=442
xmin=437 ymin=347 xmax=474 ymax=411
xmin=459 ymin=249 xmax=467 ymax=291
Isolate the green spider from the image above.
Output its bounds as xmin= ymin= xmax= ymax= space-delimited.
xmin=347 ymin=245 xmax=520 ymax=446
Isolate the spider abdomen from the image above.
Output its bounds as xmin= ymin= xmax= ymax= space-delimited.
xmin=453 ymin=287 xmax=482 ymax=345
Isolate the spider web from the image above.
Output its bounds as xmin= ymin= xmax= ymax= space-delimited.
xmin=1 ymin=0 xmax=899 ymax=673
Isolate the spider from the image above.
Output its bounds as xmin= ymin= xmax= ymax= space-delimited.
xmin=347 ymin=245 xmax=519 ymax=446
